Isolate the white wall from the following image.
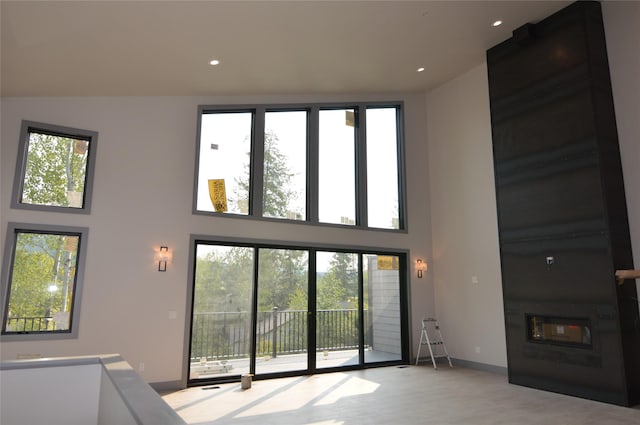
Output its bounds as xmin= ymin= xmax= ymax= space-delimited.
xmin=0 ymin=364 xmax=102 ymax=425
xmin=426 ymin=1 xmax=640 ymax=368
xmin=0 ymin=93 xmax=433 ymax=382
xmin=426 ymin=63 xmax=506 ymax=367
xmin=1 ymin=355 xmax=184 ymax=425
xmin=603 ymin=1 xmax=640 ymax=296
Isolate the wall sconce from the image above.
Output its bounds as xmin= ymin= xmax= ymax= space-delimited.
xmin=158 ymin=246 xmax=169 ymax=272
xmin=416 ymin=259 xmax=427 ymax=278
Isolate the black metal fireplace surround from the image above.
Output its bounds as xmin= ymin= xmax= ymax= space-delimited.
xmin=487 ymin=1 xmax=640 ymax=406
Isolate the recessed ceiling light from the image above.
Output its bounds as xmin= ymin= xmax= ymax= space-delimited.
xmin=209 ymin=59 xmax=220 ymax=66
xmin=417 ymin=67 xmax=425 ymax=73
xmin=492 ymin=20 xmax=503 ymax=27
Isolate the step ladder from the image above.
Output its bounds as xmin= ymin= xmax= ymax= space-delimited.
xmin=415 ymin=318 xmax=452 ymax=369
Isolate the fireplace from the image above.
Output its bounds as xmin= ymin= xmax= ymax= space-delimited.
xmin=527 ymin=315 xmax=591 ymax=347
xmin=487 ymin=1 xmax=640 ymax=406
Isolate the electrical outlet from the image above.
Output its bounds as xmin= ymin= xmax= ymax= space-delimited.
xmin=475 ymin=346 xmax=481 ymax=354
xmin=471 ymin=276 xmax=479 ymax=284
xmin=139 ymin=362 xmax=145 ymax=372
xmin=16 ymin=353 xmax=42 ymax=360
xmin=168 ymin=310 xmax=177 ymax=320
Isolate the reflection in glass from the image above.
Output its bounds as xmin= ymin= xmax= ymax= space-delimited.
xmin=527 ymin=315 xmax=592 ymax=347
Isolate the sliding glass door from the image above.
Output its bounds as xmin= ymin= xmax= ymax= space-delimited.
xmin=190 ymin=245 xmax=254 ymax=380
xmin=316 ymin=251 xmax=360 ymax=369
xmin=188 ymin=241 xmax=407 ymax=385
xmin=364 ymin=255 xmax=403 ymax=363
xmin=255 ymin=248 xmax=309 ymax=374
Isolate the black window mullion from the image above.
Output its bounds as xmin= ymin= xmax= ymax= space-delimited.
xmin=308 ymin=250 xmax=317 ymax=371
xmin=395 ymin=106 xmax=407 ymax=230
xmin=249 ymin=246 xmax=260 ymax=375
xmin=251 ymin=109 xmax=266 ymax=217
xmin=357 ymin=253 xmax=366 ymax=365
xmin=399 ymin=254 xmax=411 ymax=363
xmin=355 ymin=105 xmax=368 ymax=227
xmin=308 ymin=107 xmax=320 ymax=223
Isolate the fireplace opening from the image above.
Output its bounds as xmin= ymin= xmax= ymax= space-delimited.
xmin=527 ymin=315 xmax=592 ymax=348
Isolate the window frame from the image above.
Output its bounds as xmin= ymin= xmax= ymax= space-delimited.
xmin=11 ymin=120 xmax=99 ymax=214
xmin=262 ymin=108 xmax=310 ymax=221
xmin=183 ymin=233 xmax=411 ymax=386
xmin=0 ymin=222 xmax=89 ymax=341
xmin=193 ymin=102 xmax=407 ymax=232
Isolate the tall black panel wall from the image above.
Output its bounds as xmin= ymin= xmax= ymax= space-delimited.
xmin=487 ymin=1 xmax=639 ymax=406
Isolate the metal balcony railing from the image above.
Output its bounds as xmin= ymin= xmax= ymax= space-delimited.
xmin=190 ymin=309 xmax=368 ymax=361
xmin=5 ymin=309 xmax=369 ymax=361
xmin=4 ymin=317 xmax=55 ymax=332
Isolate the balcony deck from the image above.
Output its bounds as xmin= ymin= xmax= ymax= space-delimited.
xmin=190 ymin=349 xmax=401 ymax=380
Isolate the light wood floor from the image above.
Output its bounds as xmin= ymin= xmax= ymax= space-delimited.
xmin=163 ymin=364 xmax=640 ymax=425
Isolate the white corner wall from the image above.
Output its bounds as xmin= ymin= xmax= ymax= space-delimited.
xmin=1 ymin=355 xmax=185 ymax=425
xmin=426 ymin=1 xmax=640 ymax=368
xmin=0 ymin=364 xmax=102 ymax=425
xmin=426 ymin=63 xmax=506 ymax=367
xmin=0 ymin=93 xmax=433 ymax=382
xmin=603 ymin=1 xmax=640 ymax=296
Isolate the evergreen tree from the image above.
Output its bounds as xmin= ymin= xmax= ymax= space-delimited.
xmin=326 ymin=252 xmax=358 ymax=300
xmin=262 ymin=130 xmax=298 ymax=218
xmin=232 ymin=129 xmax=298 ymax=218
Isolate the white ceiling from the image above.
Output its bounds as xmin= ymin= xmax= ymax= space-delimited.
xmin=1 ymin=0 xmax=571 ymax=97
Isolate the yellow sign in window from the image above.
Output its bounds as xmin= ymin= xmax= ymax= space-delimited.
xmin=377 ymin=255 xmax=399 ymax=270
xmin=208 ymin=179 xmax=228 ymax=212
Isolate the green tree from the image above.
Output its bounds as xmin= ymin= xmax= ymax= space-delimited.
xmin=193 ymin=128 xmax=310 ymax=357
xmin=192 ymin=130 xmax=361 ymax=358
xmin=232 ymin=129 xmax=298 ymax=218
xmin=326 ymin=252 xmax=358 ymax=300
xmin=5 ymin=132 xmax=87 ymax=332
xmin=316 ymin=253 xmax=359 ymax=348
xmin=22 ymin=133 xmax=88 ymax=207
xmin=230 ymin=129 xmax=307 ymax=311
xmin=191 ymin=246 xmax=255 ymax=359
xmin=262 ymin=130 xmax=298 ymax=218
xmin=193 ymin=247 xmax=254 ymax=314
xmin=316 ymin=273 xmax=346 ymax=310
xmin=256 ymin=248 xmax=308 ymax=312
xmin=6 ymin=233 xmax=77 ymax=332
xmin=316 ymin=252 xmax=358 ymax=309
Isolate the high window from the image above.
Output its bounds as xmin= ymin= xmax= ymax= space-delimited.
xmin=11 ymin=121 xmax=98 ymax=213
xmin=195 ymin=111 xmax=252 ymax=214
xmin=194 ymin=103 xmax=405 ymax=230
xmin=263 ymin=110 xmax=308 ymax=220
xmin=318 ymin=108 xmax=357 ymax=225
xmin=1 ymin=223 xmax=88 ymax=340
